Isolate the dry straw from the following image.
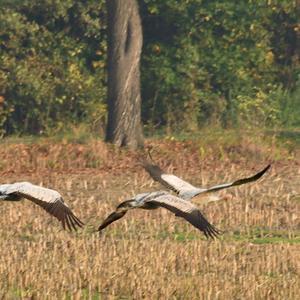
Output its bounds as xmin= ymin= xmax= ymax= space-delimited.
xmin=0 ymin=138 xmax=299 ymax=299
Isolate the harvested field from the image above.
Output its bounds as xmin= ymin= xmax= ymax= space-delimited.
xmin=0 ymin=137 xmax=299 ymax=299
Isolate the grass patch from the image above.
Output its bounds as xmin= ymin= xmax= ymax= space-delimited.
xmin=228 ymin=228 xmax=300 ymax=244
xmin=251 ymin=237 xmax=300 ymax=244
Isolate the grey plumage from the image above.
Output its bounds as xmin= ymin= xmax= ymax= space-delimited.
xmin=98 ymin=191 xmax=220 ymax=239
xmin=0 ymin=182 xmax=83 ymax=231
xmin=142 ymin=162 xmax=271 ymax=200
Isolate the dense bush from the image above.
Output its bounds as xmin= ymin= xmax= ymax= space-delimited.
xmin=0 ymin=0 xmax=107 ymax=136
xmin=141 ymin=0 xmax=300 ymax=130
xmin=0 ymin=0 xmax=299 ymax=135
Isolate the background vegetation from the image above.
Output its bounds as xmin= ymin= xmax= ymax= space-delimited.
xmin=0 ymin=0 xmax=299 ymax=135
xmin=1 ymin=2 xmax=299 ymax=297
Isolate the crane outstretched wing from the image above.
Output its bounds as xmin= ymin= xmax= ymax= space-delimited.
xmin=143 ymin=161 xmax=270 ymax=199
xmin=142 ymin=162 xmax=202 ymax=195
xmin=98 ymin=211 xmax=127 ymax=231
xmin=147 ymin=194 xmax=220 ymax=239
xmin=203 ymin=164 xmax=271 ymax=194
xmin=98 ymin=200 xmax=134 ymax=231
xmin=5 ymin=182 xmax=83 ymax=231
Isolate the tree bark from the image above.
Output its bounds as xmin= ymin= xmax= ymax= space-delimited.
xmin=105 ymin=0 xmax=144 ymax=149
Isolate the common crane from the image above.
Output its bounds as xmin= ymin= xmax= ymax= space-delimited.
xmin=0 ymin=182 xmax=83 ymax=231
xmin=98 ymin=190 xmax=220 ymax=239
xmin=142 ymin=161 xmax=270 ymax=201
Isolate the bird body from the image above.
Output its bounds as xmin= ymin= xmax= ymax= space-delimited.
xmin=98 ymin=190 xmax=220 ymax=239
xmin=98 ymin=162 xmax=270 ymax=239
xmin=128 ymin=191 xmax=168 ymax=208
xmin=0 ymin=181 xmax=83 ymax=231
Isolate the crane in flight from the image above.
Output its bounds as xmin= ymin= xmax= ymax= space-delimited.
xmin=98 ymin=190 xmax=220 ymax=239
xmin=142 ymin=160 xmax=270 ymax=201
xmin=98 ymin=158 xmax=270 ymax=239
xmin=0 ymin=182 xmax=84 ymax=231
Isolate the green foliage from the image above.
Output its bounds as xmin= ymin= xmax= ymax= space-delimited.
xmin=0 ymin=0 xmax=299 ymax=135
xmin=0 ymin=0 xmax=106 ymax=135
xmin=236 ymin=85 xmax=282 ymax=128
xmin=141 ymin=0 xmax=300 ymax=131
xmin=279 ymin=78 xmax=300 ymax=127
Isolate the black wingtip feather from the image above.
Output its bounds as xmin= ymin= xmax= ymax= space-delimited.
xmin=67 ymin=215 xmax=77 ymax=231
xmin=65 ymin=215 xmax=72 ymax=231
xmin=204 ymin=224 xmax=221 ymax=239
xmin=233 ymin=164 xmax=271 ymax=186
xmin=253 ymin=164 xmax=271 ymax=180
xmin=71 ymin=213 xmax=84 ymax=227
xmin=62 ymin=218 xmax=66 ymax=231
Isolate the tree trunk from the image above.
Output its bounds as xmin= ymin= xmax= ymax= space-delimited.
xmin=105 ymin=0 xmax=144 ymax=149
